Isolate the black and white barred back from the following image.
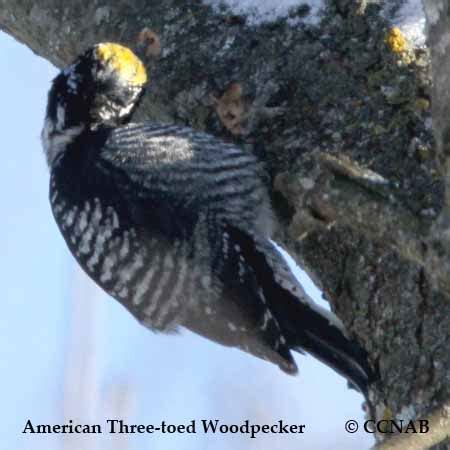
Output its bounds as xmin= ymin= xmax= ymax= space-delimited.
xmin=44 ymin=43 xmax=373 ymax=396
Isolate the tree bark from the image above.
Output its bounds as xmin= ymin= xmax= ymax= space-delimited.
xmin=2 ymin=0 xmax=449 ymax=447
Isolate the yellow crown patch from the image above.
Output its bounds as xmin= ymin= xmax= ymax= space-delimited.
xmin=95 ymin=43 xmax=148 ymax=86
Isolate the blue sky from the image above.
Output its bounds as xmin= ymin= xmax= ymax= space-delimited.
xmin=0 ymin=32 xmax=372 ymax=450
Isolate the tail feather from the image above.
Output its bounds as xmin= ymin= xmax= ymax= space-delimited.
xmin=225 ymin=224 xmax=374 ymax=396
xmin=272 ymin=292 xmax=372 ymax=396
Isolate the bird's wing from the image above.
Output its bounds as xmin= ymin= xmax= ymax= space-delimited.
xmin=95 ymin=123 xmax=205 ymax=240
xmin=95 ymin=122 xmax=265 ymax=240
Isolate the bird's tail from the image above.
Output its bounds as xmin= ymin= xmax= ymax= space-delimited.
xmin=225 ymin=224 xmax=374 ymax=396
xmin=270 ymin=288 xmax=373 ymax=396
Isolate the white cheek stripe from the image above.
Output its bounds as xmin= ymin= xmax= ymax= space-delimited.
xmin=41 ymin=117 xmax=84 ymax=168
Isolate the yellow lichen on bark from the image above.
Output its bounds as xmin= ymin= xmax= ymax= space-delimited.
xmin=386 ymin=27 xmax=407 ymax=54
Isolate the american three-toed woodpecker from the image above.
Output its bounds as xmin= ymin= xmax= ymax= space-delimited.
xmin=42 ymin=43 xmax=372 ymax=395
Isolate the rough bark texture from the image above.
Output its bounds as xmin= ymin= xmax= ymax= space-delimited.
xmin=2 ymin=0 xmax=449 ymax=446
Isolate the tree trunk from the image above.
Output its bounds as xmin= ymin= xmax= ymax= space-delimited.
xmin=2 ymin=0 xmax=449 ymax=446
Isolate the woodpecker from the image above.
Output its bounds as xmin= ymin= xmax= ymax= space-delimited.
xmin=42 ymin=43 xmax=373 ymax=395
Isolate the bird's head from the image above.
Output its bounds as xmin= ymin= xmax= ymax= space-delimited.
xmin=42 ymin=42 xmax=147 ymax=166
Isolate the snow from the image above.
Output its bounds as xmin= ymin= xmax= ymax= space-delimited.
xmin=385 ymin=0 xmax=427 ymax=47
xmin=202 ymin=0 xmax=325 ymax=25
